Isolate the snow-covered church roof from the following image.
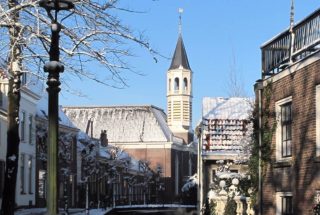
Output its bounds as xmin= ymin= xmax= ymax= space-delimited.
xmin=62 ymin=105 xmax=173 ymax=143
xmin=202 ymin=97 xmax=252 ymax=119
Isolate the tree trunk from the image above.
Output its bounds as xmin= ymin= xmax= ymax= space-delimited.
xmin=0 ymin=0 xmax=22 ymax=213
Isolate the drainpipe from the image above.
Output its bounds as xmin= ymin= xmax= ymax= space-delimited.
xmin=255 ymin=80 xmax=263 ymax=215
xmin=197 ymin=123 xmax=201 ymax=214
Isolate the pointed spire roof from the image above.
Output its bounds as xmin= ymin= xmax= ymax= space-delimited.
xmin=169 ymin=35 xmax=191 ymax=70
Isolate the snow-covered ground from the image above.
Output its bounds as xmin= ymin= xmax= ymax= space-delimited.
xmin=15 ymin=208 xmax=110 ymax=215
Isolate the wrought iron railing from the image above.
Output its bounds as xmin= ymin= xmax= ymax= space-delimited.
xmin=261 ymin=8 xmax=320 ymax=76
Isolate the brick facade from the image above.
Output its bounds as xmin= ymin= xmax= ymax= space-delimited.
xmin=258 ymin=55 xmax=320 ymax=215
xmin=125 ymin=147 xmax=197 ymax=202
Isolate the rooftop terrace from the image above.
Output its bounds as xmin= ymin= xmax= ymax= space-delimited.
xmin=261 ymin=8 xmax=320 ymax=77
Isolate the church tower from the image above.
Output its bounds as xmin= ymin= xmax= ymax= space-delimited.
xmin=167 ymin=11 xmax=193 ymax=144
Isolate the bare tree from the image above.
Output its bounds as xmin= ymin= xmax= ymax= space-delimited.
xmin=0 ymin=0 xmax=158 ymax=214
xmin=226 ymin=49 xmax=246 ymax=97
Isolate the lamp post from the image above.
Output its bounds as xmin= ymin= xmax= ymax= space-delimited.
xmin=38 ymin=1 xmax=74 ymax=214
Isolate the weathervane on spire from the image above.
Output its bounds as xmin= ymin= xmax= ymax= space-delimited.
xmin=178 ymin=8 xmax=183 ymax=35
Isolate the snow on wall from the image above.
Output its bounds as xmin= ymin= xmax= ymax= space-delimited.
xmin=62 ymin=106 xmax=171 ymax=142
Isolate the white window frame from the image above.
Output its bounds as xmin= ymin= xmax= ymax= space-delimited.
xmin=316 ymin=85 xmax=320 ymax=157
xmin=275 ymin=96 xmax=292 ymax=162
xmin=276 ymin=192 xmax=293 ymax=215
xmin=20 ymin=111 xmax=26 ymax=142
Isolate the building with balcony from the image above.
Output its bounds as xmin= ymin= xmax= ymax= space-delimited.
xmin=256 ymin=8 xmax=320 ymax=215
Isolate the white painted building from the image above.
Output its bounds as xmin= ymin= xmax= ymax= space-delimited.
xmin=0 ymin=68 xmax=41 ymax=208
xmin=15 ymin=86 xmax=40 ymax=207
xmin=0 ymin=70 xmax=8 ymax=208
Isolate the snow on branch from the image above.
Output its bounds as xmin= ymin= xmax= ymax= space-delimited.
xmin=0 ymin=0 xmax=162 ymax=90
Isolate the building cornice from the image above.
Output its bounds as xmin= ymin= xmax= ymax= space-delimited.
xmin=21 ymin=87 xmax=41 ymax=102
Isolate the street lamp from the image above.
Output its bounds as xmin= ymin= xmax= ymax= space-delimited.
xmin=38 ymin=1 xmax=74 ymax=214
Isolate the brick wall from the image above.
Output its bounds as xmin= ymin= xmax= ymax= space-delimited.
xmin=260 ymin=58 xmax=320 ymax=214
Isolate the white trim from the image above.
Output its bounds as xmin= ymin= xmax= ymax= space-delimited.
xmin=276 ymin=192 xmax=292 ymax=215
xmin=275 ymin=96 xmax=292 ymax=162
xmin=316 ymin=85 xmax=320 ymax=157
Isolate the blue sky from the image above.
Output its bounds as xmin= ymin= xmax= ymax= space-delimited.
xmin=60 ymin=0 xmax=320 ymax=127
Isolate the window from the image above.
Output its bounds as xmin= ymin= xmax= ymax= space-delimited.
xmin=20 ymin=154 xmax=25 ymax=194
xmin=28 ymin=156 xmax=32 ymax=194
xmin=21 ymin=72 xmax=27 ymax=85
xmin=276 ymin=192 xmax=293 ymax=215
xmin=211 ymin=169 xmax=216 ymax=182
xmin=281 ymin=102 xmax=292 ymax=157
xmin=183 ymin=78 xmax=188 ymax=93
xmin=188 ymin=157 xmax=192 ymax=176
xmin=0 ymin=90 xmax=3 ymax=108
xmin=28 ymin=115 xmax=33 ymax=144
xmin=281 ymin=196 xmax=293 ymax=215
xmin=0 ymin=160 xmax=5 ymax=198
xmin=20 ymin=111 xmax=26 ymax=142
xmin=276 ymin=97 xmax=292 ymax=161
xmin=174 ymin=78 xmax=179 ymax=93
xmin=316 ymin=85 xmax=320 ymax=157
xmin=175 ymin=156 xmax=179 ymax=195
xmin=168 ymin=79 xmax=171 ymax=92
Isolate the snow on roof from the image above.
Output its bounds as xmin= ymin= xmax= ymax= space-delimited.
xmin=99 ymin=147 xmax=111 ymax=159
xmin=129 ymin=158 xmax=141 ymax=172
xmin=36 ymin=95 xmax=77 ymax=128
xmin=62 ymin=105 xmax=172 ymax=143
xmin=202 ymin=97 xmax=253 ymax=120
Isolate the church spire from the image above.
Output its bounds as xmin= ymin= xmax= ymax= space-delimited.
xmin=169 ymin=36 xmax=191 ymax=70
xmin=169 ymin=8 xmax=190 ymax=70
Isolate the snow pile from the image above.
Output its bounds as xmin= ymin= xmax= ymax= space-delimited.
xmin=181 ymin=174 xmax=198 ymax=192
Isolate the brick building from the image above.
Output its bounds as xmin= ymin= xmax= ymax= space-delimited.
xmin=63 ymin=105 xmax=197 ymax=203
xmin=62 ymin=32 xmax=197 ymax=203
xmin=256 ymin=8 xmax=320 ymax=215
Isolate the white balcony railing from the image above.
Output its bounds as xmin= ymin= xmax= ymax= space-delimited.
xmin=261 ymin=8 xmax=320 ymax=76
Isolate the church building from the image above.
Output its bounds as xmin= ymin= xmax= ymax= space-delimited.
xmin=63 ymin=30 xmax=197 ymax=203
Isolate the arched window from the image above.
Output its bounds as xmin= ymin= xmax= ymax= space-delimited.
xmin=183 ymin=78 xmax=188 ymax=92
xmin=168 ymin=79 xmax=171 ymax=92
xmin=174 ymin=78 xmax=179 ymax=93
